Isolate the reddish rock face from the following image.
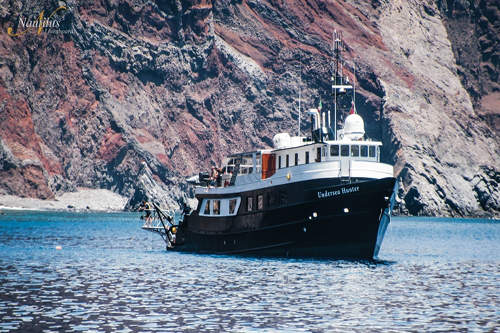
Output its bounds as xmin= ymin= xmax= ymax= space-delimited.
xmin=99 ymin=127 xmax=126 ymax=162
xmin=0 ymin=85 xmax=54 ymax=199
xmin=0 ymin=0 xmax=498 ymax=216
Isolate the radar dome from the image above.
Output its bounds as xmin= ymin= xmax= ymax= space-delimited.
xmin=273 ymin=133 xmax=291 ymax=149
xmin=343 ymin=114 xmax=365 ymax=140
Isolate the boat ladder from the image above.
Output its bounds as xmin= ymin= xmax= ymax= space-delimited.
xmin=141 ymin=203 xmax=177 ymax=249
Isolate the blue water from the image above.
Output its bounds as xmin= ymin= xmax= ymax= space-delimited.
xmin=0 ymin=211 xmax=498 ymax=332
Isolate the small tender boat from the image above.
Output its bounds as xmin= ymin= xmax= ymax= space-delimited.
xmin=142 ymin=31 xmax=398 ymax=259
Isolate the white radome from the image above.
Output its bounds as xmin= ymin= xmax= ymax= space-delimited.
xmin=273 ymin=133 xmax=291 ymax=149
xmin=343 ymin=113 xmax=365 ymax=140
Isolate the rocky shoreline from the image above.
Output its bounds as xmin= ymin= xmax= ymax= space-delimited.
xmin=0 ymin=185 xmax=498 ymax=220
xmin=0 ymin=188 xmax=128 ymax=212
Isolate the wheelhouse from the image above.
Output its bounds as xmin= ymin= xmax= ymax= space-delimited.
xmin=203 ymin=138 xmax=392 ymax=191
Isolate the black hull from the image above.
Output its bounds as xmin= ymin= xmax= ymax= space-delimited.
xmin=173 ymin=177 xmax=397 ymax=259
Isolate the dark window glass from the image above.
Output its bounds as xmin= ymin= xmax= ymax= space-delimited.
xmin=204 ymin=200 xmax=210 ymax=214
xmin=278 ymin=156 xmax=281 ymax=169
xmin=229 ymin=199 xmax=237 ymax=214
xmin=213 ymin=200 xmax=220 ymax=215
xmin=330 ymin=145 xmax=339 ymax=156
xmin=351 ymin=145 xmax=359 ymax=157
xmin=316 ymin=147 xmax=321 ymax=162
xmin=369 ymin=146 xmax=376 ymax=158
xmin=247 ymin=197 xmax=253 ymax=212
xmin=286 ymin=155 xmax=289 ymax=168
xmin=268 ymin=192 xmax=276 ymax=207
xmin=305 ymin=152 xmax=309 ymax=164
xmin=257 ymin=195 xmax=263 ymax=210
xmin=295 ymin=153 xmax=298 ymax=166
xmin=361 ymin=145 xmax=368 ymax=157
xmin=341 ymin=145 xmax=350 ymax=156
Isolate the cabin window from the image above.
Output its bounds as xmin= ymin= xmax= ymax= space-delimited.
xmin=204 ymin=200 xmax=211 ymax=214
xmin=286 ymin=155 xmax=289 ymax=168
xmin=255 ymin=154 xmax=261 ymax=173
xmin=247 ymin=197 xmax=253 ymax=212
xmin=213 ymin=200 xmax=220 ymax=215
xmin=316 ymin=147 xmax=321 ymax=162
xmin=294 ymin=153 xmax=298 ymax=166
xmin=330 ymin=145 xmax=339 ymax=156
xmin=341 ymin=145 xmax=350 ymax=156
xmin=351 ymin=145 xmax=359 ymax=157
xmin=229 ymin=199 xmax=237 ymax=214
xmin=257 ymin=194 xmax=264 ymax=210
xmin=278 ymin=156 xmax=282 ymax=169
xmin=305 ymin=151 xmax=310 ymax=164
xmin=268 ymin=192 xmax=276 ymax=207
xmin=369 ymin=146 xmax=376 ymax=158
xmin=201 ymin=197 xmax=240 ymax=217
xmin=361 ymin=145 xmax=368 ymax=157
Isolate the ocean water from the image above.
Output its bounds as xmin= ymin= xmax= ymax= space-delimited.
xmin=0 ymin=211 xmax=498 ymax=332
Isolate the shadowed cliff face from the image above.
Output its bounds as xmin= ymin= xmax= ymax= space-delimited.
xmin=437 ymin=0 xmax=500 ymax=136
xmin=0 ymin=0 xmax=498 ymax=217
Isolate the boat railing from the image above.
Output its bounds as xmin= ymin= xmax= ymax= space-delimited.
xmin=141 ymin=203 xmax=178 ymax=248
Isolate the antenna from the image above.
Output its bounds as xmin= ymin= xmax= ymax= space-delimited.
xmin=298 ymin=64 xmax=302 ymax=136
xmin=331 ymin=29 xmax=353 ymax=140
xmin=353 ymin=61 xmax=356 ymax=114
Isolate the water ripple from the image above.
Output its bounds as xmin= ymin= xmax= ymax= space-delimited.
xmin=0 ymin=212 xmax=498 ymax=331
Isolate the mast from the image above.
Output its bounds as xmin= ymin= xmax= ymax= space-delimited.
xmin=298 ymin=64 xmax=302 ymax=136
xmin=353 ymin=61 xmax=356 ymax=113
xmin=331 ymin=30 xmax=353 ymax=140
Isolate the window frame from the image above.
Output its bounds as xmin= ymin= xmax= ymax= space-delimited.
xmin=213 ymin=199 xmax=220 ymax=215
xmin=203 ymin=200 xmax=211 ymax=215
xmin=247 ymin=196 xmax=253 ymax=212
xmin=341 ymin=145 xmax=350 ymax=157
xmin=257 ymin=194 xmax=264 ymax=210
xmin=229 ymin=199 xmax=237 ymax=215
xmin=330 ymin=145 xmax=339 ymax=157
xmin=369 ymin=146 xmax=376 ymax=158
xmin=351 ymin=145 xmax=360 ymax=157
xmin=360 ymin=145 xmax=368 ymax=157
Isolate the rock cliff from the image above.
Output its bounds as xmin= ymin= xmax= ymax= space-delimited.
xmin=0 ymin=0 xmax=498 ymax=217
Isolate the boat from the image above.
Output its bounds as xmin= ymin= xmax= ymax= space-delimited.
xmin=141 ymin=31 xmax=398 ymax=259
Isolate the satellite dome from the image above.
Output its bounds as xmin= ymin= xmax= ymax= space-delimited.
xmin=343 ymin=114 xmax=365 ymax=140
xmin=273 ymin=133 xmax=291 ymax=149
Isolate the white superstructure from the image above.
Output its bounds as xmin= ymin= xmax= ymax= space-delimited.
xmin=195 ymin=120 xmax=393 ymax=196
xmin=195 ymin=29 xmax=393 ymax=197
